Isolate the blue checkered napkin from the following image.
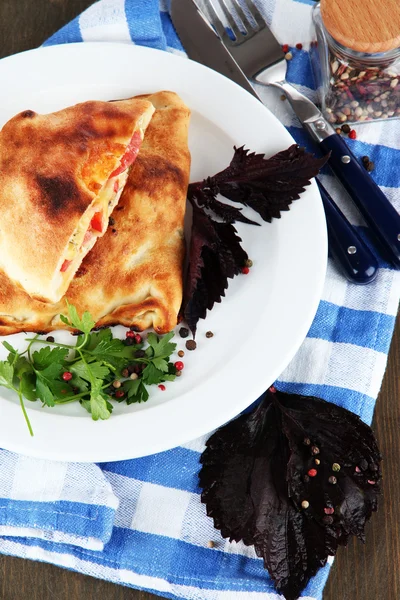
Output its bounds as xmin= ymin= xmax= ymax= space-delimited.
xmin=0 ymin=1 xmax=398 ymax=599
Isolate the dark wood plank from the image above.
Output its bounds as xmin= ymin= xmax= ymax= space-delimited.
xmin=324 ymin=313 xmax=400 ymax=600
xmin=0 ymin=1 xmax=399 ymax=599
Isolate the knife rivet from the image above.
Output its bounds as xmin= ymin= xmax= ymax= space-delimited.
xmin=315 ymin=120 xmax=326 ymax=131
xmin=341 ymin=155 xmax=351 ymax=164
xmin=397 ymin=234 xmax=400 ymax=242
xmin=347 ymin=246 xmax=357 ymax=255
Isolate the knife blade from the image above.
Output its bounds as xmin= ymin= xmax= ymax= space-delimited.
xmin=170 ymin=0 xmax=379 ymax=284
xmin=170 ymin=0 xmax=258 ymax=98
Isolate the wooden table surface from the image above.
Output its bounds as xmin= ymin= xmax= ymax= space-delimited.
xmin=0 ymin=2 xmax=399 ymax=599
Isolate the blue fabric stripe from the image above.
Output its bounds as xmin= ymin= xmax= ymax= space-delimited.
xmin=307 ymin=301 xmax=395 ymax=353
xmin=0 ymin=527 xmax=331 ymax=596
xmin=275 ymin=381 xmax=376 ymax=425
xmin=286 ymin=50 xmax=315 ymax=89
xmin=160 ymin=11 xmax=184 ymax=52
xmin=101 ymin=446 xmax=201 ymax=493
xmin=0 ymin=500 xmax=115 ymax=543
xmin=125 ymin=0 xmax=166 ymax=49
xmin=43 ymin=15 xmax=83 ymax=46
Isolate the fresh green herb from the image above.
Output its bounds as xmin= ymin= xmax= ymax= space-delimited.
xmin=0 ymin=304 xmax=177 ymax=436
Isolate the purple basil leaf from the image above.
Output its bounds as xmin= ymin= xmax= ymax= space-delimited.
xmin=191 ymin=144 xmax=329 ymax=223
xmin=183 ymin=204 xmax=247 ymax=336
xmin=199 ymin=388 xmax=381 ymax=600
xmin=189 ymin=180 xmax=259 ymax=225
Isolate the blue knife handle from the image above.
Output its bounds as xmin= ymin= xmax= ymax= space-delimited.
xmin=316 ymin=180 xmax=378 ymax=284
xmin=319 ymin=133 xmax=400 ymax=269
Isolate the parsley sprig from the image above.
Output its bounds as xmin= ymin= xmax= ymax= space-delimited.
xmin=1 ymin=303 xmax=177 ymax=435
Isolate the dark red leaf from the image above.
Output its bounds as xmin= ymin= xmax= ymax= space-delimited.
xmin=183 ymin=204 xmax=247 ymax=336
xmin=199 ymin=388 xmax=381 ymax=600
xmin=190 ymin=145 xmax=329 ymax=223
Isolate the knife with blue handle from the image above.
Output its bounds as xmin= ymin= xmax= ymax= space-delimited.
xmin=170 ymin=0 xmax=379 ymax=284
xmin=317 ymin=180 xmax=378 ymax=284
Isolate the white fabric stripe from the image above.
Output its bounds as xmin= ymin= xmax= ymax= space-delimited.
xmin=270 ymin=0 xmax=313 ymax=45
xmin=279 ymin=338 xmax=388 ymax=398
xmin=0 ymin=539 xmax=321 ymax=600
xmin=356 ymin=119 xmax=400 ymax=152
xmin=0 ymin=455 xmax=117 ymax=508
xmin=0 ymin=526 xmax=103 ymax=550
xmin=79 ymin=0 xmax=132 ymax=43
xmin=130 ymin=482 xmax=191 ymax=538
xmin=11 ymin=456 xmax=67 ymax=502
xmin=321 ymin=262 xmax=400 ymax=316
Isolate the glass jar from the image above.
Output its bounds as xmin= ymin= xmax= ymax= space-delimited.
xmin=311 ymin=2 xmax=400 ymax=126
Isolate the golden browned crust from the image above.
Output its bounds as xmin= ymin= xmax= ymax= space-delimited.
xmin=0 ymin=98 xmax=155 ymax=302
xmin=0 ymin=91 xmax=191 ymax=335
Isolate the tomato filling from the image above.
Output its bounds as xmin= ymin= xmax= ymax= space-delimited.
xmin=110 ymin=131 xmax=142 ymax=177
xmin=90 ymin=211 xmax=103 ymax=233
xmin=60 ymin=259 xmax=72 ymax=273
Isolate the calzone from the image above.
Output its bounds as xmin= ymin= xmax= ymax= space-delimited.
xmin=0 ymin=91 xmax=191 ymax=335
xmin=0 ymin=98 xmax=155 ymax=303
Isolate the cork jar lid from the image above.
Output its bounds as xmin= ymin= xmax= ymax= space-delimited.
xmin=320 ymin=0 xmax=400 ymax=54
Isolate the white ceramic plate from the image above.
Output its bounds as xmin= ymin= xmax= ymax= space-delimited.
xmin=0 ymin=42 xmax=327 ymax=462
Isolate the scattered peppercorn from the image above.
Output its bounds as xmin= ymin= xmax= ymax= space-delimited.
xmin=355 ymin=466 xmax=361 ymax=473
xmin=322 ymin=515 xmax=334 ymax=525
xmin=207 ymin=541 xmax=215 ymax=548
xmin=176 ymin=371 xmax=182 ymax=377
xmin=308 ymin=469 xmax=317 ymax=477
xmin=332 ymin=463 xmax=341 ymax=472
xmin=174 ymin=361 xmax=184 ymax=371
xmin=242 ymin=266 xmax=250 ymax=274
xmin=134 ymin=334 xmax=142 ymax=344
xmin=362 ymin=155 xmax=370 ymax=165
xmin=280 ymin=94 xmax=287 ymax=101
xmin=186 ymin=340 xmax=197 ymax=351
xmin=349 ymin=129 xmax=357 ymax=139
xmin=341 ymin=123 xmax=351 ymax=134
xmin=62 ymin=371 xmax=72 ymax=382
xmin=368 ymin=480 xmax=376 ymax=485
xmin=282 ymin=44 xmax=289 ymax=53
xmin=301 ymin=500 xmax=309 ymax=509
xmin=296 ymin=42 xmax=303 ymax=50
xmin=126 ymin=330 xmax=136 ymax=338
xmin=134 ymin=349 xmax=146 ymax=358
xmin=285 ymin=52 xmax=293 ymax=61
xmin=303 ymin=438 xmax=311 ymax=446
xmin=335 ymin=127 xmax=342 ymax=135
xmin=366 ymin=160 xmax=375 ymax=172
xmin=46 ymin=336 xmax=55 ymax=343
xmin=314 ymin=458 xmax=321 ymax=465
xmin=328 ymin=476 xmax=337 ymax=484
xmin=311 ymin=446 xmax=320 ymax=455
xmin=121 ymin=368 xmax=129 ymax=378
xmin=244 ymin=259 xmax=253 ymax=267
xmin=112 ymin=380 xmax=121 ymax=389
xmin=115 ymin=390 xmax=124 ymax=398
xmin=324 ymin=507 xmax=335 ymax=515
xmin=158 ymin=384 xmax=166 ymax=391
xmin=124 ymin=337 xmax=134 ymax=346
xmin=130 ymin=373 xmax=138 ymax=380
xmin=206 ymin=331 xmax=214 ymax=338
xmin=179 ymin=327 xmax=189 ymax=338
xmin=130 ymin=325 xmax=140 ymax=332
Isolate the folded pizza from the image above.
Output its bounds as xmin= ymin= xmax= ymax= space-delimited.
xmin=0 ymin=97 xmax=155 ymax=303
xmin=0 ymin=91 xmax=191 ymax=335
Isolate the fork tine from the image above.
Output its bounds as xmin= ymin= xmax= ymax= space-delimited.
xmin=230 ymin=0 xmax=259 ymax=34
xmin=212 ymin=0 xmax=244 ymax=42
xmin=242 ymin=0 xmax=266 ymax=29
xmin=203 ymin=1 xmax=231 ymax=44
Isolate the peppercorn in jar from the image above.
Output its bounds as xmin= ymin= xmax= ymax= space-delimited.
xmin=311 ymin=0 xmax=400 ymax=125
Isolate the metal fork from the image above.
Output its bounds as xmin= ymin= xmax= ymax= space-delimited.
xmin=202 ymin=0 xmax=320 ymax=127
